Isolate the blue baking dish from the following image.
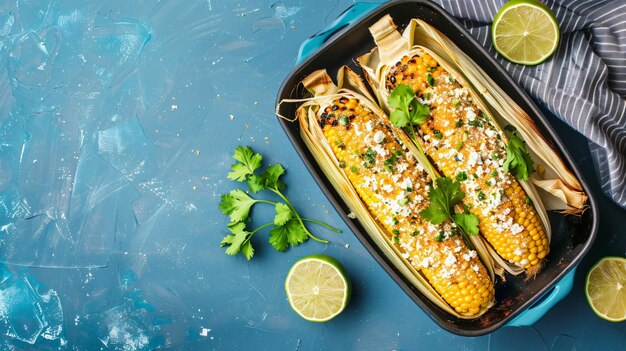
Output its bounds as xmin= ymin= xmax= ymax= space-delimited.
xmin=275 ymin=0 xmax=598 ymax=335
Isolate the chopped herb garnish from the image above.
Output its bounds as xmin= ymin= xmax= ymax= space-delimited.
xmin=350 ymin=166 xmax=359 ymax=173
xmin=491 ymin=170 xmax=498 ymax=177
xmin=478 ymin=191 xmax=486 ymax=201
xmin=399 ymin=198 xmax=410 ymax=206
xmin=448 ymin=76 xmax=456 ymax=84
xmin=423 ymin=92 xmax=431 ymax=100
xmin=392 ymin=217 xmax=399 ymax=225
xmin=406 ymin=187 xmax=413 ymax=193
xmin=385 ymin=154 xmax=398 ymax=166
xmin=491 ymin=152 xmax=500 ymax=160
xmin=362 ymin=148 xmax=376 ymax=168
xmin=456 ymin=171 xmax=468 ymax=181
xmin=412 ymin=230 xmax=420 ymax=236
xmin=392 ymin=229 xmax=400 ymax=236
xmin=455 ymin=119 xmax=464 ymax=128
xmin=434 ymin=132 xmax=443 ymax=139
xmin=385 ymin=165 xmax=394 ymax=173
xmin=525 ymin=197 xmax=533 ymax=205
xmin=393 ymin=236 xmax=400 ymax=244
xmin=456 ymin=141 xmax=464 ymax=150
xmin=427 ymin=74 xmax=435 ymax=87
xmin=486 ymin=179 xmax=492 ymax=186
xmin=338 ymin=161 xmax=346 ymax=168
xmin=435 ymin=232 xmax=445 ymax=242
xmin=452 ymin=99 xmax=461 ymax=107
xmin=468 ymin=120 xmax=483 ymax=128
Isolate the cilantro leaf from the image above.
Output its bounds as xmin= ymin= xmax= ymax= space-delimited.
xmin=284 ymin=219 xmax=309 ymax=246
xmin=268 ymin=219 xmax=309 ymax=251
xmin=420 ymin=205 xmax=448 ymax=224
xmin=247 ymin=174 xmax=266 ymax=193
xmin=388 ymin=84 xmax=415 ymax=110
xmin=388 ymin=84 xmax=430 ymax=130
xmin=221 ymin=222 xmax=251 ymax=256
xmin=218 ymin=189 xmax=258 ymax=223
xmin=390 ymin=108 xmax=410 ymax=128
xmin=261 ymin=164 xmax=285 ymax=190
xmin=274 ymin=203 xmax=292 ymax=226
xmin=227 ymin=146 xmax=263 ymax=181
xmin=410 ymin=100 xmax=430 ymax=125
xmin=268 ymin=225 xmax=289 ymax=251
xmin=240 ymin=241 xmax=254 ymax=260
xmin=247 ymin=164 xmax=285 ymax=192
xmin=503 ymin=132 xmax=534 ymax=180
xmin=452 ymin=212 xmax=479 ymax=236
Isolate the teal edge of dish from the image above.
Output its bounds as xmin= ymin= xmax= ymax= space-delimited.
xmin=294 ymin=0 xmax=574 ymax=328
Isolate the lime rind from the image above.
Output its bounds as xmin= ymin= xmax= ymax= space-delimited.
xmin=492 ymin=0 xmax=560 ymax=65
xmin=285 ymin=254 xmax=352 ymax=322
xmin=585 ymin=256 xmax=626 ymax=322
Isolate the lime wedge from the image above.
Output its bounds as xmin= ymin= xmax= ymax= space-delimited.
xmin=285 ymin=254 xmax=351 ymax=322
xmin=492 ymin=0 xmax=560 ymax=65
xmin=585 ymin=256 xmax=626 ymax=322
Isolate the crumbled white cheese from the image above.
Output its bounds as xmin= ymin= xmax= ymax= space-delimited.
xmin=444 ymin=253 xmax=457 ymax=267
xmin=513 ymin=248 xmax=523 ymax=257
xmin=511 ymin=223 xmax=524 ymax=235
xmin=373 ymin=130 xmax=385 ymax=144
xmin=420 ymin=257 xmax=433 ymax=268
xmin=485 ymin=129 xmax=496 ymax=138
xmin=466 ymin=109 xmax=477 ymax=121
xmin=365 ymin=120 xmax=374 ymax=132
xmin=401 ymin=178 xmax=412 ymax=189
xmin=468 ymin=151 xmax=480 ymax=167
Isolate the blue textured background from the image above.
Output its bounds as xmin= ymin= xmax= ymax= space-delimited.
xmin=0 ymin=0 xmax=624 ymax=349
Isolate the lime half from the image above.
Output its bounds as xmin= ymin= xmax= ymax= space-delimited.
xmin=585 ymin=256 xmax=626 ymax=322
xmin=492 ymin=0 xmax=560 ymax=65
xmin=285 ymin=254 xmax=351 ymax=322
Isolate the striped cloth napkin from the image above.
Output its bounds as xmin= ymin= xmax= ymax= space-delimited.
xmin=433 ymin=0 xmax=626 ymax=209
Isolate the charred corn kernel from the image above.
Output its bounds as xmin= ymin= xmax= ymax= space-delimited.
xmin=318 ymin=97 xmax=494 ymax=316
xmin=386 ymin=53 xmax=549 ymax=271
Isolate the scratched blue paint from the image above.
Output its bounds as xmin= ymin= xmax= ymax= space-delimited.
xmin=0 ymin=0 xmax=624 ymax=349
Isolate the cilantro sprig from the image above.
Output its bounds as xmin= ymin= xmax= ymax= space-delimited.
xmin=419 ymin=177 xmax=480 ymax=237
xmin=220 ymin=146 xmax=340 ymax=259
xmin=388 ymin=84 xmax=430 ymax=141
xmin=503 ymin=129 xmax=534 ymax=180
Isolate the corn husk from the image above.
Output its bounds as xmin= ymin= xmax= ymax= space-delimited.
xmin=358 ymin=15 xmax=588 ymax=275
xmin=289 ymin=66 xmax=495 ymax=318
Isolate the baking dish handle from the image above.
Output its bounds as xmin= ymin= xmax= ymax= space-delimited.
xmin=296 ymin=2 xmax=382 ymax=64
xmin=506 ymin=267 xmax=576 ymax=327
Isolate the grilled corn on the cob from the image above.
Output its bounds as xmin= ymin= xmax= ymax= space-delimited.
xmin=318 ymin=96 xmax=494 ymax=315
xmin=384 ymin=53 xmax=549 ymax=271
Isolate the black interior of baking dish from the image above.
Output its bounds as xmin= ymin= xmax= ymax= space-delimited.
xmin=275 ymin=0 xmax=598 ymax=336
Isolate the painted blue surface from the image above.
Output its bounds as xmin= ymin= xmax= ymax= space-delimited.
xmin=0 ymin=0 xmax=624 ymax=349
